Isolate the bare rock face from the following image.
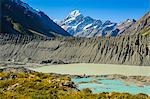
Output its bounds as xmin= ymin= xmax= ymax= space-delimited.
xmin=0 ymin=34 xmax=149 ymax=66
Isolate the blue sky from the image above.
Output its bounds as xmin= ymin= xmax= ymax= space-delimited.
xmin=23 ymin=0 xmax=150 ymax=23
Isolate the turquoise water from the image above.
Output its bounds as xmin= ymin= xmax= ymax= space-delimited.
xmin=72 ymin=77 xmax=150 ymax=95
xmin=97 ymin=79 xmax=124 ymax=85
xmin=72 ymin=77 xmax=95 ymax=83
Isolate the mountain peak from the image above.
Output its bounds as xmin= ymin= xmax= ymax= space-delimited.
xmin=69 ymin=10 xmax=81 ymax=17
xmin=126 ymin=19 xmax=136 ymax=23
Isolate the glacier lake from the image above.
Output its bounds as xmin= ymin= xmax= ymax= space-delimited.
xmin=72 ymin=77 xmax=150 ymax=95
xmin=29 ymin=63 xmax=150 ymax=76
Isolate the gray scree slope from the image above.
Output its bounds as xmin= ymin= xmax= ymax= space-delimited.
xmin=0 ymin=35 xmax=149 ymax=66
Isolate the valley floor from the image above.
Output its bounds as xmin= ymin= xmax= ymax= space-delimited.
xmin=0 ymin=63 xmax=150 ymax=98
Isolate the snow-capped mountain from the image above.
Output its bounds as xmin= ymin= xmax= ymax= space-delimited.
xmin=57 ymin=10 xmax=136 ymax=37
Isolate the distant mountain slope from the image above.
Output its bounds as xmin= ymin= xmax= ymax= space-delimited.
xmin=57 ymin=10 xmax=136 ymax=37
xmin=117 ymin=19 xmax=136 ymax=34
xmin=0 ymin=0 xmax=71 ymax=37
xmin=121 ymin=11 xmax=150 ymax=36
